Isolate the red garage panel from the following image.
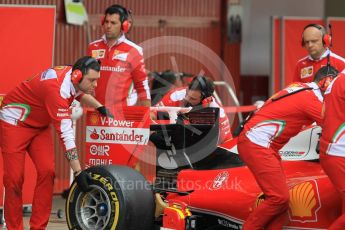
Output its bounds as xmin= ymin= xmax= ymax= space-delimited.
xmin=0 ymin=4 xmax=55 ymax=205
xmin=0 ymin=5 xmax=55 ymax=93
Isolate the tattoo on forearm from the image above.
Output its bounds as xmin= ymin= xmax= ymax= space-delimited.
xmin=65 ymin=148 xmax=78 ymax=161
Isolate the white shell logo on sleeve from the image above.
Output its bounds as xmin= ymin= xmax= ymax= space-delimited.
xmin=112 ymin=52 xmax=129 ymax=61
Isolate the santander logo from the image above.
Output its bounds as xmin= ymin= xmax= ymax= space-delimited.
xmin=90 ymin=129 xmax=100 ymax=140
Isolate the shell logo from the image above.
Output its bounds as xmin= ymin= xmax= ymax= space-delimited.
xmin=89 ymin=113 xmax=99 ymax=125
xmin=288 ymin=180 xmax=321 ymax=223
xmin=301 ymin=68 xmax=307 ymax=76
xmin=255 ymin=193 xmax=265 ymax=208
xmin=254 ymin=181 xmax=321 ymax=223
xmin=307 ymin=67 xmax=313 ymax=75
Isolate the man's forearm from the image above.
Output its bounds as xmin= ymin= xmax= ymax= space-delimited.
xmin=80 ymin=94 xmax=102 ymax=108
xmin=137 ymin=99 xmax=151 ymax=107
xmin=69 ymin=159 xmax=82 ymax=175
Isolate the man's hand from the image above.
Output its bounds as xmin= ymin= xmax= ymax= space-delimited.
xmin=97 ymin=106 xmax=114 ymax=118
xmin=75 ymin=170 xmax=92 ymax=192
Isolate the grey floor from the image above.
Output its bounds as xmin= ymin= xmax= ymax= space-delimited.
xmin=0 ymin=195 xmax=67 ymax=230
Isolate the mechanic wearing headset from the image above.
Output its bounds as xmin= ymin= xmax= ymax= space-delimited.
xmin=319 ymin=70 xmax=345 ymax=229
xmin=293 ymin=23 xmax=345 ymax=83
xmin=237 ymin=66 xmax=338 ymax=229
xmin=155 ymin=75 xmax=232 ymax=144
xmin=0 ymin=56 xmax=112 ymax=230
xmin=87 ymin=4 xmax=151 ymax=107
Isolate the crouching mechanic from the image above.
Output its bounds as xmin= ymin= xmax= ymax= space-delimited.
xmin=320 ymin=70 xmax=345 ymax=229
xmin=0 ymin=56 xmax=112 ymax=230
xmin=155 ymin=75 xmax=232 ymax=144
xmin=237 ymin=65 xmax=338 ymax=230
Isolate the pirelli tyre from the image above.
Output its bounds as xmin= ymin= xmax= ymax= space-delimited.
xmin=66 ymin=165 xmax=154 ymax=230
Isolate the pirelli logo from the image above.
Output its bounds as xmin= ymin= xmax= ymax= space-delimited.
xmin=255 ymin=193 xmax=265 ymax=208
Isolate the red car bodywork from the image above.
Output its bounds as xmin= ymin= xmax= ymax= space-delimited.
xmin=160 ymin=140 xmax=341 ymax=230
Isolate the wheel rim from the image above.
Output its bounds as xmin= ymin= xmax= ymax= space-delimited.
xmin=75 ymin=185 xmax=112 ymax=230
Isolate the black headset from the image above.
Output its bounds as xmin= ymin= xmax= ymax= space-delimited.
xmin=196 ymin=76 xmax=213 ymax=99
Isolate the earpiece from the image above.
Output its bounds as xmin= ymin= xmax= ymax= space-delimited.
xmin=121 ymin=20 xmax=130 ymax=33
xmin=71 ymin=69 xmax=83 ymax=84
xmin=71 ymin=57 xmax=99 ymax=84
xmin=201 ymin=96 xmax=213 ymax=107
xmin=196 ymin=76 xmax=213 ymax=106
xmin=101 ymin=15 xmax=105 ymax=25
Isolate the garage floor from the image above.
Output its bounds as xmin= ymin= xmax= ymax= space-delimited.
xmin=0 ymin=195 xmax=67 ymax=230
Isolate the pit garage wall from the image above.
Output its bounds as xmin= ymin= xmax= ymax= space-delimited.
xmin=0 ymin=0 xmax=240 ymax=194
xmin=0 ymin=4 xmax=55 ymax=206
xmin=271 ymin=17 xmax=345 ymax=93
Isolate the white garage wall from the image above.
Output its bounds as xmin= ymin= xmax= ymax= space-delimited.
xmin=241 ymin=0 xmax=324 ymax=75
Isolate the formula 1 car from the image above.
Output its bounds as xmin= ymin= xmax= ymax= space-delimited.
xmin=65 ymin=107 xmax=340 ymax=230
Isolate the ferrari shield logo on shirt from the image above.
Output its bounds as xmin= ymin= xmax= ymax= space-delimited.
xmin=91 ymin=49 xmax=106 ymax=59
xmin=300 ymin=66 xmax=313 ymax=79
xmin=112 ymin=50 xmax=128 ymax=61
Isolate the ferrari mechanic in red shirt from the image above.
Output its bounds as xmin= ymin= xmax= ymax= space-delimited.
xmin=293 ymin=24 xmax=345 ymax=83
xmin=156 ymin=76 xmax=232 ymax=144
xmin=0 ymin=56 xmax=112 ymax=230
xmin=237 ymin=66 xmax=338 ymax=230
xmin=319 ymin=71 xmax=345 ymax=230
xmin=87 ymin=4 xmax=151 ymax=107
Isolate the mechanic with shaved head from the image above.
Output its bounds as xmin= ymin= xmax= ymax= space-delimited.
xmin=320 ymin=70 xmax=345 ymax=229
xmin=237 ymin=66 xmax=338 ymax=229
xmin=293 ymin=24 xmax=345 ymax=83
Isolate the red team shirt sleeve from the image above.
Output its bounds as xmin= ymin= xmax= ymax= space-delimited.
xmin=128 ymin=48 xmax=150 ymax=101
